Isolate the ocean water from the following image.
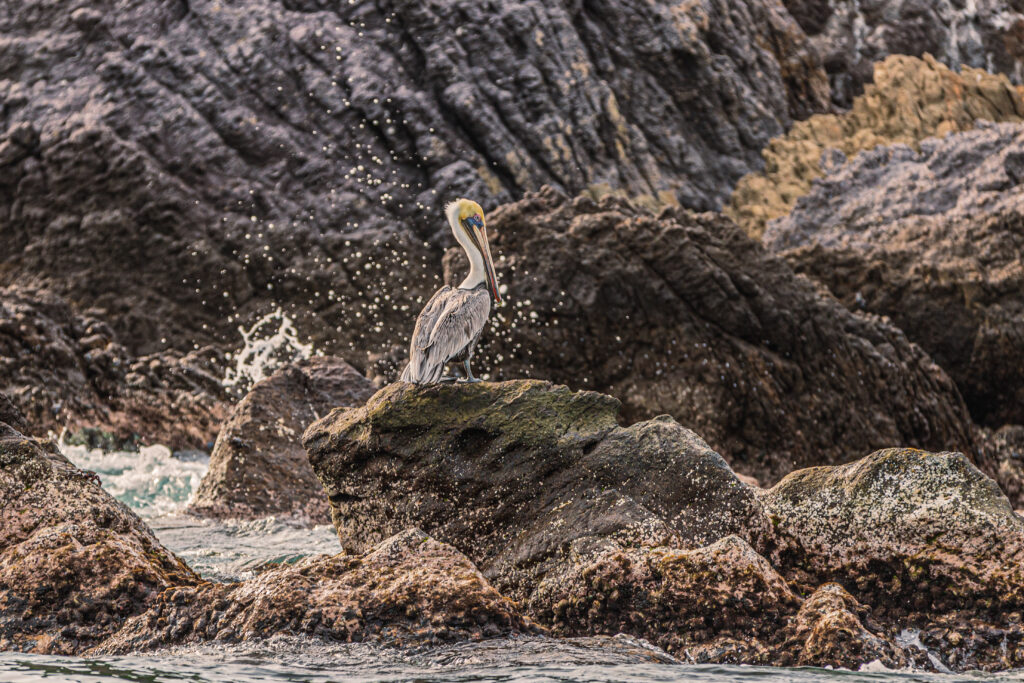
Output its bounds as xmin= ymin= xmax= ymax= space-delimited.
xmin=6 ymin=444 xmax=1020 ymax=683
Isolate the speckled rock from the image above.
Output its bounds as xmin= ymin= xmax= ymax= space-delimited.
xmin=0 ymin=425 xmax=199 ymax=654
xmin=728 ymin=55 xmax=1024 ymax=238
xmin=303 ymin=380 xmax=767 ymax=601
xmin=0 ymin=0 xmax=830 ymax=361
xmin=0 ymin=393 xmax=25 ymax=434
xmin=445 ymin=187 xmax=976 ymax=484
xmin=0 ymin=286 xmax=229 ymax=451
xmin=189 ymin=357 xmax=375 ymax=522
xmin=766 ymin=122 xmax=1024 ymax=431
xmin=531 ymin=535 xmax=800 ymax=662
xmin=93 ymin=528 xmax=536 ymax=654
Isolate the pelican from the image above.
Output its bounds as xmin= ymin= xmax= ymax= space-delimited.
xmin=400 ymin=198 xmax=502 ymax=384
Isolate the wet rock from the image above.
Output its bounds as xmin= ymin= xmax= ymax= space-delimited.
xmin=0 ymin=0 xmax=829 ymax=359
xmin=190 ymin=357 xmax=375 ymax=522
xmin=0 ymin=426 xmax=199 ymax=654
xmin=766 ymin=122 xmax=1024 ymax=431
xmin=783 ymin=0 xmax=1024 ymax=107
xmin=763 ymin=448 xmax=1024 ymax=617
xmin=0 ymin=286 xmax=228 ymax=451
xmin=93 ymin=528 xmax=536 ymax=654
xmin=780 ymin=583 xmax=911 ymax=669
xmin=448 ymin=187 xmax=976 ymax=483
xmin=303 ymin=380 xmax=767 ymax=600
xmin=0 ymin=393 xmax=26 ymax=434
xmin=728 ymin=55 xmax=1024 ymax=238
xmin=531 ymin=535 xmax=800 ymax=661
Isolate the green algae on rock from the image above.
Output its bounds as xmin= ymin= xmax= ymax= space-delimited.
xmin=303 ymin=380 xmax=767 ymax=602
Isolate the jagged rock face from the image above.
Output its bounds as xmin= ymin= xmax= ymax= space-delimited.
xmin=445 ymin=188 xmax=975 ymax=483
xmin=728 ymin=55 xmax=1024 ymax=238
xmin=0 ymin=286 xmax=228 ymax=451
xmin=93 ymin=528 xmax=535 ymax=654
xmin=783 ymin=0 xmax=1024 ymax=107
xmin=0 ymin=0 xmax=829 ymax=359
xmin=303 ymin=380 xmax=767 ymax=600
xmin=0 ymin=426 xmax=199 ymax=654
xmin=766 ymin=122 xmax=1024 ymax=431
xmin=531 ymin=535 xmax=801 ymax=662
xmin=190 ymin=356 xmax=375 ymax=522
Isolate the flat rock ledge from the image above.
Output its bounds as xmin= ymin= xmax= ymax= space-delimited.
xmin=305 ymin=380 xmax=1024 ymax=671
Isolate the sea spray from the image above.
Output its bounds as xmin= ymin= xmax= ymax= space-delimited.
xmin=223 ymin=309 xmax=316 ymax=391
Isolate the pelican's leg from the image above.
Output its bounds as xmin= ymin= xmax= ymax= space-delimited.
xmin=457 ymin=359 xmax=481 ymax=383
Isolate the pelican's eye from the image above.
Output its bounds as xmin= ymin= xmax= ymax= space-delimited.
xmin=462 ymin=214 xmax=484 ymax=230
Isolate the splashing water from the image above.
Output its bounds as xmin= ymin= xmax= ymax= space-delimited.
xmin=223 ymin=309 xmax=315 ymax=390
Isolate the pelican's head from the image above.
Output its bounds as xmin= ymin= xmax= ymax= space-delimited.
xmin=446 ymin=198 xmax=502 ymax=304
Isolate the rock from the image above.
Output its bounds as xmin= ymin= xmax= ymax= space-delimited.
xmin=783 ymin=1 xmax=1024 ymax=107
xmin=0 ymin=392 xmax=26 ymax=434
xmin=0 ymin=425 xmax=199 ymax=654
xmin=728 ymin=55 xmax=1024 ymax=238
xmin=0 ymin=286 xmax=228 ymax=451
xmin=0 ymin=0 xmax=830 ymax=360
xmin=763 ymin=448 xmax=1024 ymax=614
xmin=93 ymin=528 xmax=536 ymax=654
xmin=980 ymin=425 xmax=1024 ymax=508
xmin=446 ymin=187 xmax=976 ymax=483
xmin=765 ymin=122 xmax=1024 ymax=431
xmin=190 ymin=357 xmax=375 ymax=522
xmin=303 ymin=380 xmax=767 ymax=600
xmin=531 ymin=535 xmax=800 ymax=662
xmin=780 ymin=583 xmax=911 ymax=669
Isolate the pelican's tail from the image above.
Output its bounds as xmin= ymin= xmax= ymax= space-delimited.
xmin=400 ymin=354 xmax=445 ymax=384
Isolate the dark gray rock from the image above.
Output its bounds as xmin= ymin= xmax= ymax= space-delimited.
xmin=0 ymin=0 xmax=829 ymax=361
xmin=768 ymin=122 xmax=1024 ymax=429
xmin=0 ymin=392 xmax=26 ymax=434
xmin=190 ymin=356 xmax=375 ymax=522
xmin=783 ymin=0 xmax=1024 ymax=107
xmin=447 ymin=187 xmax=977 ymax=484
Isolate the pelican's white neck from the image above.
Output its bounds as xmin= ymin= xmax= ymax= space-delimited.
xmin=447 ymin=203 xmax=487 ymax=290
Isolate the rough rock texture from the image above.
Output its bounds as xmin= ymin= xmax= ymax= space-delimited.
xmin=0 ymin=286 xmax=228 ymax=451
xmin=728 ymin=55 xmax=1024 ymax=238
xmin=304 ymin=380 xmax=767 ymax=601
xmin=766 ymin=122 xmax=1024 ymax=430
xmin=0 ymin=0 xmax=830 ymax=360
xmin=94 ymin=528 xmax=535 ymax=654
xmin=778 ymin=583 xmax=911 ymax=669
xmin=981 ymin=424 xmax=1024 ymax=508
xmin=0 ymin=392 xmax=26 ymax=434
xmin=783 ymin=0 xmax=1024 ymax=107
xmin=0 ymin=425 xmax=199 ymax=654
xmin=444 ymin=187 xmax=976 ymax=483
xmin=762 ymin=447 xmax=1024 ymax=670
xmin=532 ymin=535 xmax=800 ymax=663
xmin=190 ymin=356 xmax=375 ymax=522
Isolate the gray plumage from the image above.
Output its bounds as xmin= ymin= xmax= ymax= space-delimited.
xmin=400 ymin=284 xmax=491 ymax=383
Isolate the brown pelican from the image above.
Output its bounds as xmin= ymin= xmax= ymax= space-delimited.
xmin=400 ymin=198 xmax=502 ymax=384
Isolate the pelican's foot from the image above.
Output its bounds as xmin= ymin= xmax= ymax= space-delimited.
xmin=456 ymin=377 xmax=482 ymax=384
xmin=438 ymin=375 xmax=458 ymax=383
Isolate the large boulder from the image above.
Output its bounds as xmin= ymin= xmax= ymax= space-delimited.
xmin=766 ymin=122 xmax=1024 ymax=430
xmin=0 ymin=0 xmax=829 ymax=360
xmin=303 ymin=380 xmax=767 ymax=600
xmin=727 ymin=55 xmax=1024 ymax=238
xmin=446 ymin=187 xmax=976 ymax=483
xmin=762 ymin=447 xmax=1024 ymax=670
xmin=190 ymin=357 xmax=376 ymax=521
xmin=0 ymin=424 xmax=199 ymax=654
xmin=94 ymin=528 xmax=535 ymax=654
xmin=0 ymin=286 xmax=228 ymax=451
xmin=783 ymin=0 xmax=1024 ymax=107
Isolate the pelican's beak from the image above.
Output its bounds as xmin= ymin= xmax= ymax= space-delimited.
xmin=477 ymin=225 xmax=502 ymax=305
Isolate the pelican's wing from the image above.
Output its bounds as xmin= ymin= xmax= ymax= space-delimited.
xmin=424 ymin=288 xmax=490 ymax=362
xmin=400 ymin=286 xmax=453 ymax=383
